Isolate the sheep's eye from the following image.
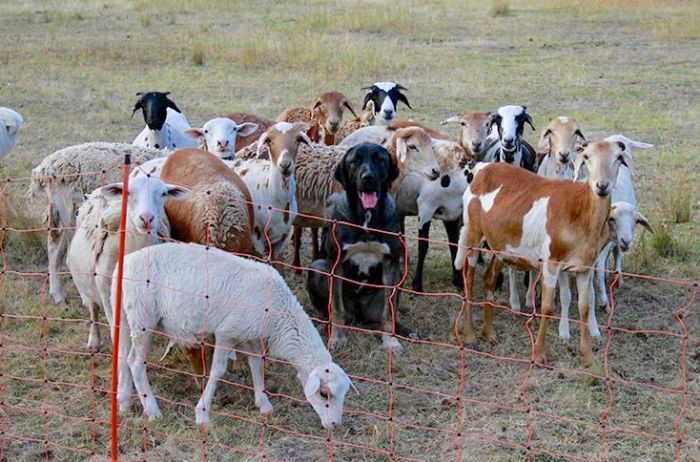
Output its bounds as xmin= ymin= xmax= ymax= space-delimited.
xmin=407 ymin=144 xmax=417 ymax=150
xmin=204 ymin=130 xmax=209 ymax=134
xmin=319 ymin=389 xmax=329 ymax=400
xmin=617 ymin=155 xmax=624 ymax=163
xmin=460 ymin=122 xmax=466 ymax=127
xmin=608 ymin=217 xmax=616 ymax=224
xmin=583 ymin=154 xmax=589 ymax=161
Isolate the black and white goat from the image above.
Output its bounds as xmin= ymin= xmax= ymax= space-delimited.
xmin=131 ymin=91 xmax=198 ymax=151
xmin=482 ymin=105 xmax=537 ymax=172
xmin=361 ymin=82 xmax=412 ymax=125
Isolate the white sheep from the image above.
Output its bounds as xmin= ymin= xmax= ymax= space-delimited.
xmin=28 ymin=142 xmax=165 ymax=304
xmin=226 ymin=122 xmax=311 ymax=259
xmin=115 ymin=242 xmax=354 ymax=429
xmin=66 ymin=175 xmax=190 ymax=351
xmin=131 ymin=91 xmax=198 ymax=151
xmin=0 ymin=107 xmax=23 ymax=160
xmin=185 ymin=117 xmax=259 ymax=160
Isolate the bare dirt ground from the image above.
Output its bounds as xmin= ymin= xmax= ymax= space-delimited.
xmin=1 ymin=0 xmax=699 ymax=460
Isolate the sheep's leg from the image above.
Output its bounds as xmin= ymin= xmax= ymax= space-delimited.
xmin=126 ymin=330 xmax=160 ymax=418
xmin=576 ymin=270 xmax=595 ymax=367
xmin=329 ymin=278 xmax=347 ymax=350
xmin=558 ymin=273 xmax=572 ymax=340
xmin=508 ymin=267 xmax=521 ymax=312
xmin=443 ymin=219 xmax=464 ymax=289
xmin=525 ymin=271 xmax=535 ymax=309
xmin=463 ymin=264 xmax=477 ymax=345
xmin=533 ymin=270 xmax=558 ymax=364
xmin=195 ymin=338 xmax=232 ymax=427
xmin=411 ymin=221 xmax=431 ymax=293
xmin=247 ymin=354 xmax=273 ymax=414
xmin=292 ymin=225 xmax=303 ymax=273
xmin=482 ymin=257 xmax=502 ymax=342
xmin=596 ymin=242 xmax=614 ymax=313
xmin=47 ymin=216 xmax=67 ymax=304
xmin=588 ymin=274 xmax=601 ymax=338
xmin=86 ymin=299 xmax=100 ymax=352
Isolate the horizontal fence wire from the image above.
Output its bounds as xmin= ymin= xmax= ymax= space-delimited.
xmin=0 ymin=163 xmax=697 ymax=461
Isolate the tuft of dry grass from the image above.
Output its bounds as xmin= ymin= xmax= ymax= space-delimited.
xmin=191 ymin=41 xmax=205 ymax=66
xmin=491 ymin=0 xmax=510 ymax=16
xmin=663 ymin=182 xmax=693 ymax=224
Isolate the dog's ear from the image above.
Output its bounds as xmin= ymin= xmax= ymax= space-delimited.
xmin=334 ymin=155 xmax=349 ymax=188
xmin=387 ymin=151 xmax=400 ymax=184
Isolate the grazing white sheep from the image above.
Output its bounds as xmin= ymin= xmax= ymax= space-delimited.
xmin=67 ymin=175 xmax=190 ymax=351
xmin=227 ymin=122 xmax=311 ymax=259
xmin=0 ymin=107 xmax=23 ymax=160
xmin=115 ymin=242 xmax=354 ymax=429
xmin=132 ymin=91 xmax=198 ymax=151
xmin=28 ymin=142 xmax=165 ymax=304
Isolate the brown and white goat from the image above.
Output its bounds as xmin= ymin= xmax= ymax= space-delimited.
xmin=454 ymin=140 xmax=633 ymax=366
xmin=536 ymin=116 xmax=586 ymax=178
xmin=277 ymin=91 xmax=357 ymax=145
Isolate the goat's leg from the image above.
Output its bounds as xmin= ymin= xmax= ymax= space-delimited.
xmin=195 ymin=337 xmax=232 ymax=427
xmin=508 ymin=267 xmax=521 ymax=312
xmin=292 ymin=225 xmax=303 ymax=273
xmin=576 ymin=271 xmax=595 ymax=367
xmin=596 ymin=242 xmax=614 ymax=313
xmin=443 ymin=219 xmax=464 ymax=289
xmin=533 ymin=275 xmax=557 ymax=364
xmin=558 ymin=273 xmax=572 ymax=340
xmin=247 ymin=354 xmax=272 ymax=414
xmin=411 ymin=221 xmax=431 ymax=293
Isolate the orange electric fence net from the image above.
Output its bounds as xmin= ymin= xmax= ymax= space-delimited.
xmin=0 ymin=161 xmax=698 ymax=461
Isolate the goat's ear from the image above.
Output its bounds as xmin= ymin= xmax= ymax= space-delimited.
xmin=488 ymin=112 xmax=500 ymax=130
xmin=165 ymin=97 xmax=181 ymax=113
xmin=311 ymin=97 xmax=323 ymax=112
xmin=572 ymin=149 xmax=587 ymax=181
xmin=635 ymin=211 xmax=654 ymax=234
xmin=237 ymin=122 xmax=258 ymax=137
xmin=101 ymin=183 xmax=124 ymax=199
xmin=256 ymin=133 xmax=271 ymax=159
xmin=303 ymin=370 xmax=322 ymax=397
xmin=362 ymin=91 xmax=373 ymax=112
xmin=574 ymin=129 xmax=586 ymax=141
xmin=341 ymin=99 xmax=358 ymax=118
xmin=165 ymin=185 xmax=191 ymax=200
xmin=620 ymin=151 xmax=634 ymax=176
xmin=184 ymin=128 xmax=204 ymax=140
xmin=524 ymin=113 xmax=536 ymax=131
xmin=538 ymin=128 xmax=552 ymax=152
xmin=397 ymin=91 xmax=413 ymax=110
xmin=440 ymin=115 xmax=460 ymax=125
xmin=295 ymin=129 xmax=313 ymax=147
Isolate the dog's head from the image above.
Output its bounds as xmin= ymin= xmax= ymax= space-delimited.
xmin=334 ymin=142 xmax=399 ymax=212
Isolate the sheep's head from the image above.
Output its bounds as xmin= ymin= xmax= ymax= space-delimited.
xmin=257 ymin=122 xmax=312 ymax=177
xmin=362 ymin=82 xmax=412 ymax=125
xmin=302 ymin=362 xmax=355 ymax=429
xmin=101 ymin=175 xmax=191 ymax=234
xmin=311 ymin=91 xmax=357 ymax=135
xmin=490 ymin=105 xmax=535 ymax=157
xmin=185 ymin=118 xmax=258 ymax=160
xmin=573 ymin=140 xmax=633 ymax=198
xmin=539 ymin=116 xmax=586 ymax=167
xmin=131 ymin=91 xmax=181 ymax=131
xmin=392 ymin=127 xmax=440 ymax=181
xmin=441 ymin=111 xmax=492 ymax=157
xmin=0 ymin=107 xmax=23 ymax=157
xmin=608 ymin=202 xmax=654 ymax=252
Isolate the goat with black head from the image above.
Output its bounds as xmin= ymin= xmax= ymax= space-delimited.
xmin=362 ymin=82 xmax=412 ymax=125
xmin=132 ymin=91 xmax=197 ymax=151
xmin=483 ymin=105 xmax=537 ymax=172
xmin=307 ymin=142 xmax=415 ymax=355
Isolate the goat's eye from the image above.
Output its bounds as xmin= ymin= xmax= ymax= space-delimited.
xmin=407 ymin=144 xmax=417 ymax=150
xmin=583 ymin=154 xmax=589 ymax=161
xmin=608 ymin=217 xmax=616 ymax=224
xmin=460 ymin=122 xmax=466 ymax=127
xmin=617 ymin=155 xmax=624 ymax=163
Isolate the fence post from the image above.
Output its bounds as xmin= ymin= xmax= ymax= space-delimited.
xmin=110 ymin=153 xmax=131 ymax=462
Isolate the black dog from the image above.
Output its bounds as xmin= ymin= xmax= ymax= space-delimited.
xmin=307 ymin=142 xmax=414 ymax=354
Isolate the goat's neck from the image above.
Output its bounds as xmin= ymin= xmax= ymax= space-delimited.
xmin=585 ymin=186 xmax=612 ymax=254
xmin=268 ymin=164 xmax=296 ymax=206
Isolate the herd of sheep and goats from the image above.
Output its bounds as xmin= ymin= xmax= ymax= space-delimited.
xmin=0 ymin=81 xmax=656 ymax=429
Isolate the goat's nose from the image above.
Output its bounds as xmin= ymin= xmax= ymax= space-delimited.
xmin=471 ymin=141 xmax=480 ymax=151
xmin=596 ymin=181 xmax=609 ymax=191
xmin=503 ymin=137 xmax=514 ymax=145
xmin=383 ymin=109 xmax=393 ymax=116
xmin=217 ymin=139 xmax=229 ymax=148
xmin=620 ymin=238 xmax=630 ymax=251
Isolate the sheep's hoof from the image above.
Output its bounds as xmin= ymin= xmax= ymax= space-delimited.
xmin=118 ymin=399 xmax=131 ymax=415
xmin=256 ymin=394 xmax=273 ymax=414
xmin=144 ymin=402 xmax=163 ymax=420
xmin=194 ymin=406 xmax=208 ymax=427
xmin=86 ymin=338 xmax=100 ymax=353
xmin=510 ymin=301 xmax=522 ymax=312
xmin=381 ymin=335 xmax=404 ymax=356
xmin=558 ymin=329 xmax=571 ymax=342
xmin=598 ymin=300 xmax=610 ymax=314
xmin=481 ymin=330 xmax=497 ymax=344
xmin=590 ymin=326 xmax=602 ymax=338
xmin=50 ymin=291 xmax=66 ymax=305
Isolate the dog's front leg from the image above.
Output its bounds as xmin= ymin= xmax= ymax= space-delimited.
xmin=329 ymin=277 xmax=348 ymax=350
xmin=381 ymin=262 xmax=405 ymax=355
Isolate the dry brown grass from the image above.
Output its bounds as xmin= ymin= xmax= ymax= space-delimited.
xmin=1 ymin=0 xmax=699 ymax=460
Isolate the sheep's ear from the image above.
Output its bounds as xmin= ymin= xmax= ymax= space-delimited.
xmin=311 ymin=97 xmax=323 ymax=112
xmin=256 ymin=133 xmax=271 ymax=159
xmin=237 ymin=122 xmax=258 ymax=137
xmin=635 ymin=211 xmax=654 ymax=234
xmin=101 ymin=183 xmax=124 ymax=199
xmin=395 ymin=137 xmax=408 ymax=164
xmin=165 ymin=97 xmax=181 ymax=113
xmin=538 ymin=128 xmax=552 ymax=152
xmin=572 ymin=148 xmax=587 ymax=181
xmin=620 ymin=150 xmax=634 ymax=176
xmin=524 ymin=112 xmax=536 ymax=131
xmin=388 ymin=152 xmax=400 ymax=183
xmin=131 ymin=99 xmax=143 ymax=119
xmin=362 ymin=92 xmax=373 ymax=112
xmin=303 ymin=369 xmax=322 ymax=397
xmin=440 ymin=115 xmax=460 ymax=125
xmin=184 ymin=128 xmax=204 ymax=140
xmin=296 ymin=130 xmax=313 ymax=147
xmin=165 ymin=185 xmax=191 ymax=200
xmin=574 ymin=128 xmax=586 ymax=142
xmin=488 ymin=112 xmax=500 ymax=130
xmin=342 ymin=99 xmax=358 ymax=118
xmin=4 ymin=123 xmax=18 ymax=136
xmin=397 ymin=91 xmax=413 ymax=110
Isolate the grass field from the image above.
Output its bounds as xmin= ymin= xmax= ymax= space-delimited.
xmin=1 ymin=0 xmax=699 ymax=460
